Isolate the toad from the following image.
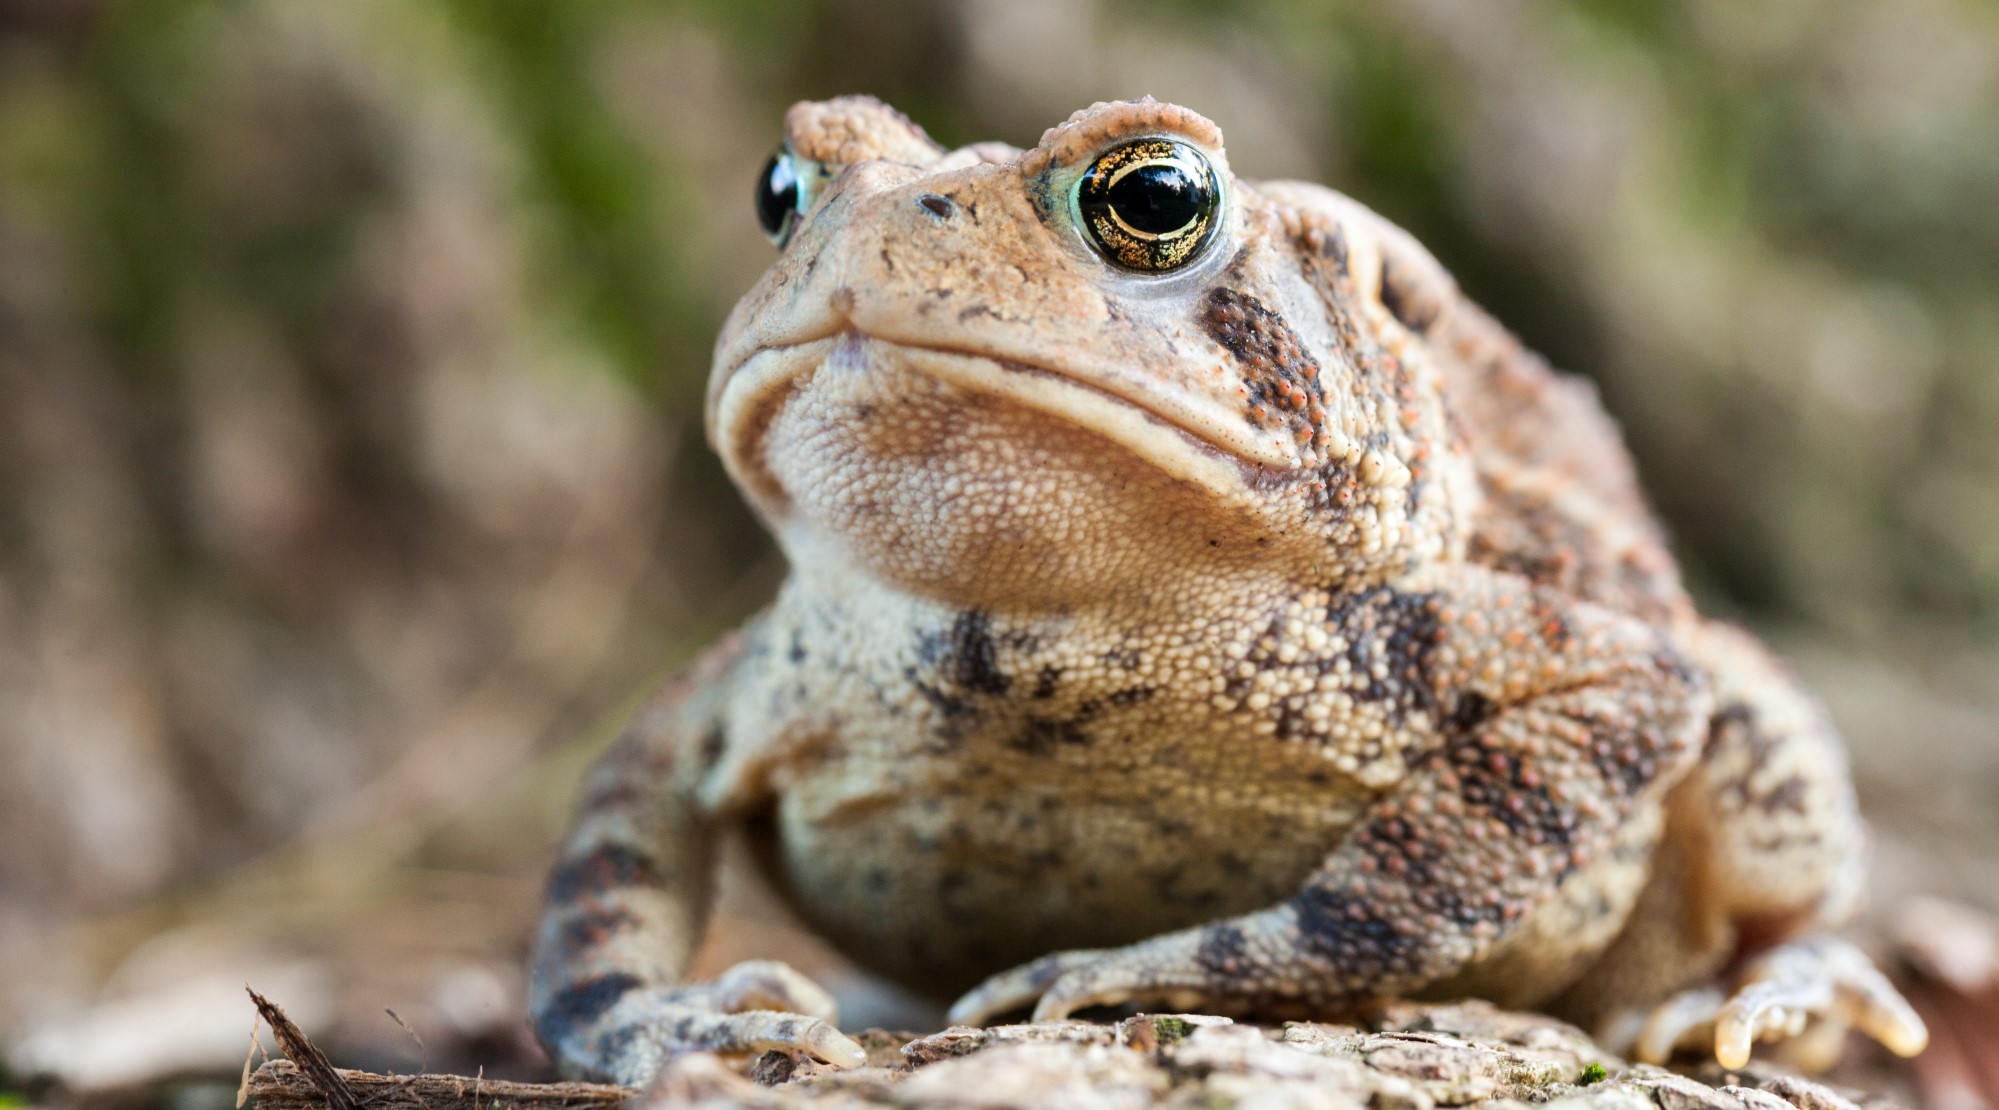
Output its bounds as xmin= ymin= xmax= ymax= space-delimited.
xmin=528 ymin=97 xmax=1926 ymax=1086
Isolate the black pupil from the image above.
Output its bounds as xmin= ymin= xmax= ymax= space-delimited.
xmin=757 ymin=153 xmax=798 ymax=238
xmin=1106 ymin=161 xmax=1205 ymax=235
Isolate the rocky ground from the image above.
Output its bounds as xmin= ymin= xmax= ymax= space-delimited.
xmin=247 ymin=1003 xmax=1903 ymax=1110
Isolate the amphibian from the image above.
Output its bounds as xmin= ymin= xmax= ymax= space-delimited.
xmin=528 ymin=97 xmax=1927 ymax=1085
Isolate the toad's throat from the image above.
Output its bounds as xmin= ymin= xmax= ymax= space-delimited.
xmin=721 ymin=331 xmax=1315 ymax=497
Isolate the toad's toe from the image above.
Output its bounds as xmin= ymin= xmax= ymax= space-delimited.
xmin=948 ymin=949 xmax=1109 ymax=1026
xmin=1630 ymin=936 xmax=1926 ymax=1070
xmin=709 ymin=959 xmax=842 ymax=1023
xmin=1715 ymin=936 xmax=1927 ymax=1068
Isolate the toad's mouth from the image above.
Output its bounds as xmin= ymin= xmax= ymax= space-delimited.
xmin=714 ymin=331 xmax=1304 ymax=500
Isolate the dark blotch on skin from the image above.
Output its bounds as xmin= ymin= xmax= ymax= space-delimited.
xmin=1420 ymin=880 xmax=1508 ymax=932
xmin=1450 ymin=740 xmax=1581 ymax=862
xmin=1195 ymin=923 xmax=1252 ymax=976
xmin=1291 ymin=885 xmax=1422 ymax=978
xmin=1032 ymin=665 xmax=1061 ymax=699
xmin=908 ymin=611 xmax=1016 ymax=740
xmin=1706 ymin=701 xmax=1756 ymax=754
xmin=911 ymin=677 xmax=973 ymax=721
xmin=1294 ymin=225 xmax=1364 ymax=350
xmin=1379 ymin=255 xmax=1443 ymax=334
xmin=1231 ymin=588 xmax=1445 ymax=744
xmin=1200 ymin=288 xmax=1329 ymax=456
xmin=698 ymin=726 xmax=727 ymax=771
xmin=557 ymin=906 xmax=642 ymax=960
xmin=1577 ymin=718 xmax=1664 ymax=798
xmin=535 ymin=972 xmax=642 ymax=1047
xmin=922 ymin=610 xmax=1010 ymax=696
xmin=1352 ymin=821 xmax=1508 ymax=931
xmin=1330 ymin=586 xmax=1445 ymax=724
xmin=1353 ymin=816 xmax=1440 ymax=887
xmin=1009 ymin=715 xmax=1090 ymax=756
xmin=1708 ymin=701 xmax=1809 ymax=815
xmin=591 ymin=1024 xmax=642 ymax=1073
xmin=1467 ymin=480 xmax=1681 ymax=625
xmin=1303 ymin=457 xmax=1362 ymax=521
xmin=546 ymin=844 xmax=665 ymax=904
xmin=1444 ymin=690 xmax=1495 ymax=737
xmin=1300 ymin=223 xmax=1349 ymax=276
xmin=1758 ymin=775 xmax=1812 ymax=815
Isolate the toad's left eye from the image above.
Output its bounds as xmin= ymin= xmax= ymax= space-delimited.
xmin=756 ymin=150 xmax=802 ymax=246
xmin=1076 ymin=138 xmax=1222 ymax=273
xmin=756 ymin=148 xmax=831 ymax=249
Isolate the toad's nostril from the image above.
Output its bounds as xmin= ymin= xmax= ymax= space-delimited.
xmin=917 ymin=193 xmax=955 ymax=219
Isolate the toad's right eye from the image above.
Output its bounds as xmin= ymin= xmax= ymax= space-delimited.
xmin=1076 ymin=137 xmax=1222 ymax=273
xmin=756 ymin=151 xmax=801 ymax=246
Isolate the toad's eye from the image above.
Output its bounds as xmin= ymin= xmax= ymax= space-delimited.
xmin=1076 ymin=138 xmax=1222 ymax=273
xmin=756 ymin=150 xmax=802 ymax=246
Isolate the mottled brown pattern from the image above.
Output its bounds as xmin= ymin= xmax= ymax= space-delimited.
xmin=530 ymin=97 xmax=1926 ymax=1087
xmin=1200 ymin=288 xmax=1333 ymax=461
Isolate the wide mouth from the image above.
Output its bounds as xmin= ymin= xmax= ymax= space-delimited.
xmin=712 ymin=332 xmax=1302 ymax=500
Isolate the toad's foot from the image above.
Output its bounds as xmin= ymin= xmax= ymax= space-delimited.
xmin=551 ymin=959 xmax=866 ymax=1087
xmin=950 ymin=949 xmax=1120 ymax=1025
xmin=948 ymin=929 xmax=1286 ymax=1026
xmin=1630 ymin=936 xmax=1928 ymax=1071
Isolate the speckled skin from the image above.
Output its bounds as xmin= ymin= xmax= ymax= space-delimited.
xmin=528 ymin=98 xmax=1926 ymax=1086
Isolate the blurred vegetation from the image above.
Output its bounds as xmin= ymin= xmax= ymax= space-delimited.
xmin=2 ymin=0 xmax=1997 ymax=1097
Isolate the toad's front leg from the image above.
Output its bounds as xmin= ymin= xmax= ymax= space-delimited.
xmin=529 ymin=636 xmax=865 ymax=1086
xmin=951 ymin=569 xmax=1709 ymax=1026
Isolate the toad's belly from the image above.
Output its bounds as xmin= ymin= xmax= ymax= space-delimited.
xmin=751 ymin=744 xmax=1376 ymax=997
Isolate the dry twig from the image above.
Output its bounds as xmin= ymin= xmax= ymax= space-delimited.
xmin=245 ymin=1061 xmax=634 ymax=1110
xmin=245 ymin=989 xmax=362 ymax=1110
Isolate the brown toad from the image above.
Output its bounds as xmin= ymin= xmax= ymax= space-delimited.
xmin=528 ymin=97 xmax=1927 ymax=1086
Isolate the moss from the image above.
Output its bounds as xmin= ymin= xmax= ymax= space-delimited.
xmin=1150 ymin=1016 xmax=1196 ymax=1043
xmin=1579 ymin=1062 xmax=1609 ymax=1086
xmin=1500 ymin=1063 xmax=1565 ymax=1093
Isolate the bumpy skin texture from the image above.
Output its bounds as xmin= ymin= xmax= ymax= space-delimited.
xmin=529 ymin=97 xmax=1926 ymax=1087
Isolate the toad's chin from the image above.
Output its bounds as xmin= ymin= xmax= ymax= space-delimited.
xmin=709 ymin=332 xmax=1304 ymax=608
xmin=714 ymin=330 xmax=1289 ymax=508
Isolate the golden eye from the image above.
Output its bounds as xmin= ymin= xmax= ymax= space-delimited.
xmin=1075 ymin=138 xmax=1222 ymax=273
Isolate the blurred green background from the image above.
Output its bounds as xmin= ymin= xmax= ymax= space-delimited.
xmin=3 ymin=0 xmax=1997 ymax=1101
